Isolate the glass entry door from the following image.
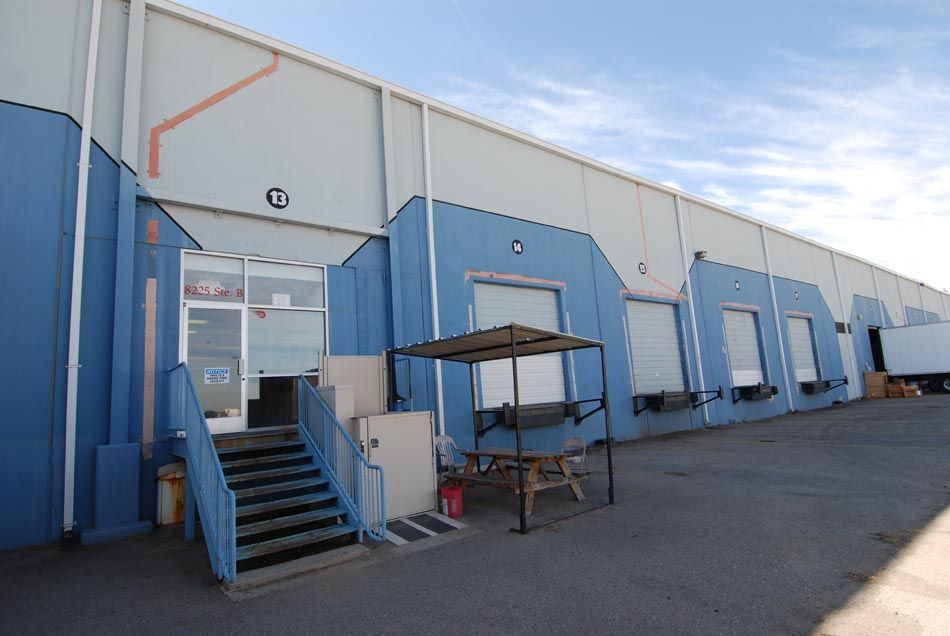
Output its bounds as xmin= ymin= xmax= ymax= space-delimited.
xmin=183 ymin=304 xmax=246 ymax=434
xmin=181 ymin=251 xmax=328 ymax=433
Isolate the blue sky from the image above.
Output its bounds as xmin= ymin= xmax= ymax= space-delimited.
xmin=185 ymin=0 xmax=950 ymax=290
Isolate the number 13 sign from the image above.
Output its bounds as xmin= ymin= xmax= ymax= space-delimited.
xmin=266 ymin=187 xmax=289 ymax=209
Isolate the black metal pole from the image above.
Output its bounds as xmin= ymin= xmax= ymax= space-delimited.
xmin=511 ymin=326 xmax=527 ymax=534
xmin=386 ymin=350 xmax=396 ymax=411
xmin=469 ymin=361 xmax=481 ymax=473
xmin=600 ymin=344 xmax=615 ymax=505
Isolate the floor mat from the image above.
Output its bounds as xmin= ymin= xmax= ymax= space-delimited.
xmin=385 ymin=511 xmax=466 ymax=545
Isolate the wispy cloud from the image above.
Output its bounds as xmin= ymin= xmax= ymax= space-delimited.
xmin=434 ymin=52 xmax=950 ymax=291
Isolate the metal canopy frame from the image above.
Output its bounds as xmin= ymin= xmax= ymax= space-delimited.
xmin=389 ymin=323 xmax=615 ymax=534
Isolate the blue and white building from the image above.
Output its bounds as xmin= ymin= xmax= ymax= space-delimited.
xmin=2 ymin=0 xmax=948 ymax=555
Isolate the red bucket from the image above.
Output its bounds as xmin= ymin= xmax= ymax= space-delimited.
xmin=440 ymin=485 xmax=463 ymax=519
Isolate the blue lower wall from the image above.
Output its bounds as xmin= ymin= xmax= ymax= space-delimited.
xmin=329 ymin=237 xmax=392 ymax=356
xmin=387 ymin=200 xmax=850 ymax=448
xmin=0 ymin=101 xmax=195 ymax=549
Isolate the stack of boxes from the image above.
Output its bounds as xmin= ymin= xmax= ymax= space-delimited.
xmin=864 ymin=371 xmax=920 ymax=399
xmin=864 ymin=371 xmax=888 ymax=399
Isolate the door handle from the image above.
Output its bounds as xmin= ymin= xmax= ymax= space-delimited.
xmin=237 ymin=358 xmax=245 ymax=375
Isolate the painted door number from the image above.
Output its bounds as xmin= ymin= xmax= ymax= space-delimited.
xmin=266 ymin=187 xmax=289 ymax=209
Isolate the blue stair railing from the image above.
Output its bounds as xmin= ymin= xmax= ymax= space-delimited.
xmin=297 ymin=376 xmax=386 ymax=542
xmin=168 ymin=363 xmax=237 ymax=582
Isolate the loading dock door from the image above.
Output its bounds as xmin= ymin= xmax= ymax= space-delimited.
xmin=723 ymin=309 xmax=765 ymax=386
xmin=787 ymin=317 xmax=819 ymax=382
xmin=474 ymin=282 xmax=566 ymax=406
xmin=626 ymin=300 xmax=685 ymax=393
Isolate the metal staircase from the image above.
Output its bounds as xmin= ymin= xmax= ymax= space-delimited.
xmin=168 ymin=364 xmax=385 ymax=583
xmin=217 ymin=431 xmax=358 ymax=573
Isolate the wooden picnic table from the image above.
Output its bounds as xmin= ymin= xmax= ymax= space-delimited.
xmin=444 ymin=447 xmax=587 ymax=515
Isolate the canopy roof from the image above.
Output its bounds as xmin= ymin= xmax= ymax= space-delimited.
xmin=390 ymin=323 xmax=604 ymax=364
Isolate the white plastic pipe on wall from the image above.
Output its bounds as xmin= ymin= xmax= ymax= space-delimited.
xmin=421 ymin=104 xmax=445 ymax=436
xmin=919 ymin=284 xmax=928 ymax=323
xmin=760 ymin=226 xmax=794 ymax=411
xmin=674 ymin=196 xmax=710 ymax=425
xmin=63 ymin=0 xmax=103 ymax=533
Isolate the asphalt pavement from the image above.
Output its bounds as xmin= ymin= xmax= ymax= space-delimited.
xmin=2 ymin=395 xmax=949 ymax=635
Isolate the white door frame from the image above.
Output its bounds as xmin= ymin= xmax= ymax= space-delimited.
xmin=181 ymin=301 xmax=247 ymax=434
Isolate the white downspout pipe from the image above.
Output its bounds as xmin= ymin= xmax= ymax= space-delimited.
xmin=674 ymin=196 xmax=709 ymax=425
xmin=421 ymin=104 xmax=445 ymax=436
xmin=919 ymin=283 xmax=928 ymax=323
xmin=760 ymin=226 xmax=794 ymax=411
xmin=63 ymin=0 xmax=103 ymax=534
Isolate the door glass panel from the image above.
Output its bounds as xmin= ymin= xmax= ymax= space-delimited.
xmin=183 ymin=253 xmax=244 ymax=303
xmin=248 ymin=309 xmax=325 ymax=374
xmin=186 ymin=308 xmax=242 ymax=419
xmin=248 ymin=261 xmax=324 ymax=308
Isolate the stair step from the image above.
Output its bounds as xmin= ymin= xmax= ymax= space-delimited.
xmin=216 ymin=440 xmax=305 ymax=460
xmin=236 ymin=491 xmax=338 ymax=519
xmin=226 ymin=464 xmax=320 ymax=487
xmin=236 ymin=506 xmax=347 ymax=539
xmin=220 ymin=452 xmax=312 ymax=473
xmin=236 ymin=524 xmax=356 ymax=561
xmin=235 ymin=478 xmax=328 ymax=502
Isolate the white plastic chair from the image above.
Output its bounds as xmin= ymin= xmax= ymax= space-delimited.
xmin=434 ymin=435 xmax=468 ymax=474
xmin=561 ymin=436 xmax=589 ymax=475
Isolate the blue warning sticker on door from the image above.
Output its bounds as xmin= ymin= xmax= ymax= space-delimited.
xmin=204 ymin=367 xmax=230 ymax=384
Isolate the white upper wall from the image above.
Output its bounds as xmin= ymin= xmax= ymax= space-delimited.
xmin=875 ymin=270 xmax=906 ymax=326
xmin=428 ymin=110 xmax=589 ymax=234
xmin=390 ymin=96 xmax=425 ymax=211
xmin=0 ymin=0 xmax=128 ymax=156
xmin=922 ymin=286 xmax=945 ymax=319
xmin=900 ymin=277 xmax=923 ymax=312
xmin=4 ymin=0 xmax=949 ymax=309
xmin=684 ymin=201 xmax=765 ymax=273
xmin=764 ymin=228 xmax=817 ymax=285
xmin=138 ymin=9 xmax=386 ymax=234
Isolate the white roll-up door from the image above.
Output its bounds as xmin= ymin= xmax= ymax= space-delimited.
xmin=723 ymin=309 xmax=765 ymax=386
xmin=626 ymin=300 xmax=685 ymax=393
xmin=474 ymin=282 xmax=565 ymax=407
xmin=787 ymin=317 xmax=818 ymax=382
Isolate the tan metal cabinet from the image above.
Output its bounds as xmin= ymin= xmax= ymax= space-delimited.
xmin=353 ymin=412 xmax=437 ymax=521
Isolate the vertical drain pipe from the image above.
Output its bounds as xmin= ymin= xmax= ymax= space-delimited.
xmin=63 ymin=0 xmax=104 ymax=533
xmin=674 ymin=196 xmax=709 ymax=426
xmin=421 ymin=104 xmax=445 ymax=436
xmin=919 ymin=283 xmax=929 ymax=323
xmin=760 ymin=226 xmax=794 ymax=411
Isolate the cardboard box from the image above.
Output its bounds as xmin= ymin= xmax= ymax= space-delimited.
xmin=865 ymin=371 xmax=888 ymax=399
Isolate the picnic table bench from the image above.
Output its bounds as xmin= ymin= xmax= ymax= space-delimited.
xmin=444 ymin=447 xmax=587 ymax=515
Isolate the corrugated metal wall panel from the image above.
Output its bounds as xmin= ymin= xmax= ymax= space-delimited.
xmin=474 ymin=283 xmax=565 ymax=407
xmin=626 ymin=300 xmax=685 ymax=393
xmin=723 ymin=309 xmax=765 ymax=386
xmin=787 ymin=317 xmax=818 ymax=382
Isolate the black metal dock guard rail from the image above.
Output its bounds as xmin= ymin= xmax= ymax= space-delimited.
xmin=388 ymin=323 xmax=615 ymax=534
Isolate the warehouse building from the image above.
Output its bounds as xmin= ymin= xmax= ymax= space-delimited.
xmin=2 ymin=0 xmax=949 ymax=554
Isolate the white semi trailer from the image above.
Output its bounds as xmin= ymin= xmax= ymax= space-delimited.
xmin=879 ymin=321 xmax=950 ymax=393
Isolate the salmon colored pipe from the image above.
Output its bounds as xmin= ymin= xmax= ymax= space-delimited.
xmin=148 ymin=51 xmax=279 ymax=179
